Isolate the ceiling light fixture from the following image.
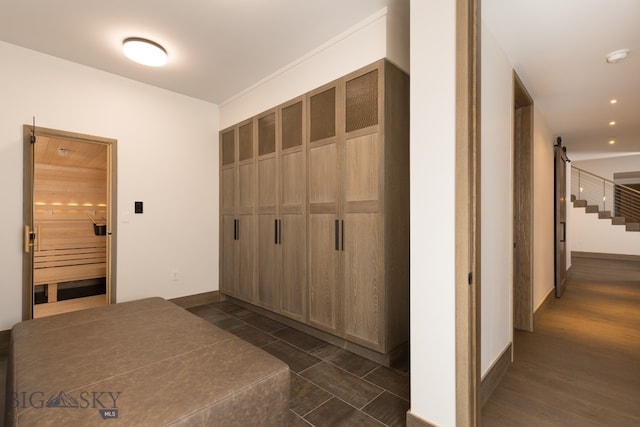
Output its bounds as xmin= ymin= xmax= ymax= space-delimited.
xmin=610 ymin=99 xmax=618 ymax=104
xmin=122 ymin=37 xmax=167 ymax=67
xmin=608 ymin=139 xmax=616 ymax=145
xmin=605 ymin=49 xmax=630 ymax=64
xmin=609 ymin=121 xmax=616 ymax=126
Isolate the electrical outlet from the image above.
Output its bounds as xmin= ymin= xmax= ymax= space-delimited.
xmin=171 ymin=270 xmax=179 ymax=281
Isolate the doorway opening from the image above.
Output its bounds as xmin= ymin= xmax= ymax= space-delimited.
xmin=513 ymin=72 xmax=534 ymax=332
xmin=23 ymin=125 xmax=117 ymax=319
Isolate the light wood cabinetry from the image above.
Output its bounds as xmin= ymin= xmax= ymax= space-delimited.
xmin=219 ymin=120 xmax=256 ymax=302
xmin=220 ymin=60 xmax=408 ymax=364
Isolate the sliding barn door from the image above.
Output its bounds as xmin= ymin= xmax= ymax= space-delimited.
xmin=554 ymin=144 xmax=569 ymax=297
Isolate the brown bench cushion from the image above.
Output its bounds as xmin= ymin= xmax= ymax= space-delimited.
xmin=5 ymin=297 xmax=289 ymax=426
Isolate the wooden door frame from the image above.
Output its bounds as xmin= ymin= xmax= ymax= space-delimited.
xmin=22 ymin=125 xmax=117 ymax=320
xmin=513 ymin=73 xmax=534 ymax=331
xmin=455 ymin=0 xmax=481 ymax=424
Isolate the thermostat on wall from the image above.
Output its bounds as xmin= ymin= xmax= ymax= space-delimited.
xmin=134 ymin=201 xmax=143 ymax=214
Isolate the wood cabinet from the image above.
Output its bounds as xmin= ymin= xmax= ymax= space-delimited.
xmin=219 ymin=119 xmax=256 ymax=302
xmin=220 ymin=60 xmax=408 ymax=364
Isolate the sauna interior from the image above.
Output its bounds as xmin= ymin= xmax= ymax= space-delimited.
xmin=32 ymin=136 xmax=108 ymax=318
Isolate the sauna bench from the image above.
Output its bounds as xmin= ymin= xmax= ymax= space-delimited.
xmin=5 ymin=297 xmax=289 ymax=426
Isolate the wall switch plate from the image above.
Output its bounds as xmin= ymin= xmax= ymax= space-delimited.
xmin=134 ymin=201 xmax=143 ymax=214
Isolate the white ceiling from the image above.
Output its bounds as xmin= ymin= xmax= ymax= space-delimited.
xmin=1 ymin=0 xmax=638 ymax=160
xmin=484 ymin=0 xmax=640 ymax=160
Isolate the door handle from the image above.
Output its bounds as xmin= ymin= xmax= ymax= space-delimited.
xmin=274 ymin=219 xmax=278 ymax=244
xmin=234 ymin=219 xmax=239 ymax=240
xmin=560 ymin=221 xmax=566 ymax=242
xmin=335 ymin=220 xmax=339 ymax=251
xmin=341 ymin=220 xmax=345 ymax=251
xmin=278 ymin=219 xmax=282 ymax=245
xmin=24 ymin=225 xmax=31 ymax=254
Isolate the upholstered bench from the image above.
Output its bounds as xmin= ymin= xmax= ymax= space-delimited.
xmin=5 ymin=297 xmax=289 ymax=426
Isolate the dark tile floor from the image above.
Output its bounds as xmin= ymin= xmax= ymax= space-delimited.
xmin=0 ymin=300 xmax=410 ymax=427
xmin=189 ymin=300 xmax=410 ymax=426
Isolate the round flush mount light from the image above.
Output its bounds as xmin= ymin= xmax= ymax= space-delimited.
xmin=122 ymin=37 xmax=167 ymax=66
xmin=605 ymin=49 xmax=630 ymax=64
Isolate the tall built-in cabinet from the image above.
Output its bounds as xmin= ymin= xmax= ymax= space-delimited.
xmin=219 ymin=60 xmax=409 ymax=364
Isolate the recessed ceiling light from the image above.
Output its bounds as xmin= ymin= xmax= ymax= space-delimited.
xmin=609 ymin=121 xmax=616 ymax=126
xmin=608 ymin=139 xmax=615 ymax=145
xmin=606 ymin=49 xmax=630 ymax=64
xmin=123 ymin=37 xmax=167 ymax=67
xmin=610 ymin=99 xmax=618 ymax=104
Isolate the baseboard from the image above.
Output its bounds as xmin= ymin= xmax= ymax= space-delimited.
xmin=572 ymin=251 xmax=640 ymax=262
xmin=406 ymin=411 xmax=437 ymax=427
xmin=534 ymin=287 xmax=555 ymax=317
xmin=169 ymin=291 xmax=219 ymax=309
xmin=480 ymin=342 xmax=512 ymax=407
xmin=0 ymin=329 xmax=10 ymax=353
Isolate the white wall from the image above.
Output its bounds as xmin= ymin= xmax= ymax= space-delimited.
xmin=573 ymin=154 xmax=640 ymax=180
xmin=481 ymin=24 xmax=556 ymax=377
xmin=0 ymin=41 xmax=219 ymax=330
xmin=570 ymin=205 xmax=640 ymax=256
xmin=570 ymin=154 xmax=640 ymax=256
xmin=532 ymin=105 xmax=555 ymax=310
xmin=409 ymin=1 xmax=456 ymax=425
xmin=219 ymin=7 xmax=408 ymax=128
xmin=480 ymin=25 xmax=513 ymax=377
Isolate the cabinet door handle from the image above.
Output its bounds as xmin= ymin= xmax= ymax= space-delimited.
xmin=234 ymin=219 xmax=239 ymax=240
xmin=274 ymin=219 xmax=278 ymax=244
xmin=560 ymin=221 xmax=566 ymax=243
xmin=341 ymin=220 xmax=345 ymax=251
xmin=335 ymin=219 xmax=340 ymax=251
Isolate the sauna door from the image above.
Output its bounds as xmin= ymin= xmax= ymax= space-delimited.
xmin=23 ymin=125 xmax=117 ymax=319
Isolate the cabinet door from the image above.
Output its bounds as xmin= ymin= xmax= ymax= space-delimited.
xmin=219 ymin=129 xmax=236 ymax=294
xmin=308 ymin=214 xmax=339 ymax=333
xmin=279 ymin=101 xmax=306 ymax=320
xmin=257 ymin=112 xmax=278 ymax=309
xmin=220 ymin=214 xmax=237 ymax=295
xmin=237 ymin=122 xmax=255 ymax=302
xmin=308 ymin=87 xmax=339 ymax=333
xmin=342 ymin=131 xmax=383 ymax=349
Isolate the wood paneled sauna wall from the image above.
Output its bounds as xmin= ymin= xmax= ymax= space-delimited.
xmin=219 ymin=60 xmax=409 ymax=364
xmin=32 ymin=136 xmax=108 ymax=317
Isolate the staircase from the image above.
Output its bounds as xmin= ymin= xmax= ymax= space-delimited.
xmin=571 ymin=166 xmax=640 ymax=232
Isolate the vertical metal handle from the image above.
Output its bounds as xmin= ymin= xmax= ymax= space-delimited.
xmin=341 ymin=220 xmax=345 ymax=251
xmin=24 ymin=225 xmax=31 ymax=254
xmin=560 ymin=221 xmax=566 ymax=242
xmin=275 ymin=219 xmax=278 ymax=244
xmin=278 ymin=219 xmax=282 ymax=245
xmin=335 ymin=220 xmax=339 ymax=251
xmin=234 ymin=219 xmax=239 ymax=240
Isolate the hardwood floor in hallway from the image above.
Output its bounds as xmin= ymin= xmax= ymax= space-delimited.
xmin=482 ymin=255 xmax=640 ymax=426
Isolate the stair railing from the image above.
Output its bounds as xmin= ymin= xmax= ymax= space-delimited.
xmin=571 ymin=166 xmax=640 ymax=223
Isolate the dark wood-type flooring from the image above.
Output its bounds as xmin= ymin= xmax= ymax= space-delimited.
xmin=482 ymin=256 xmax=640 ymax=426
xmin=187 ymin=300 xmax=410 ymax=426
xmin=1 ymin=256 xmax=637 ymax=426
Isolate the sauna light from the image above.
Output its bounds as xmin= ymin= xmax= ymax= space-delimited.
xmin=609 ymin=139 xmax=615 ymax=145
xmin=123 ymin=37 xmax=167 ymax=66
xmin=610 ymin=99 xmax=617 ymax=104
xmin=609 ymin=121 xmax=616 ymax=126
